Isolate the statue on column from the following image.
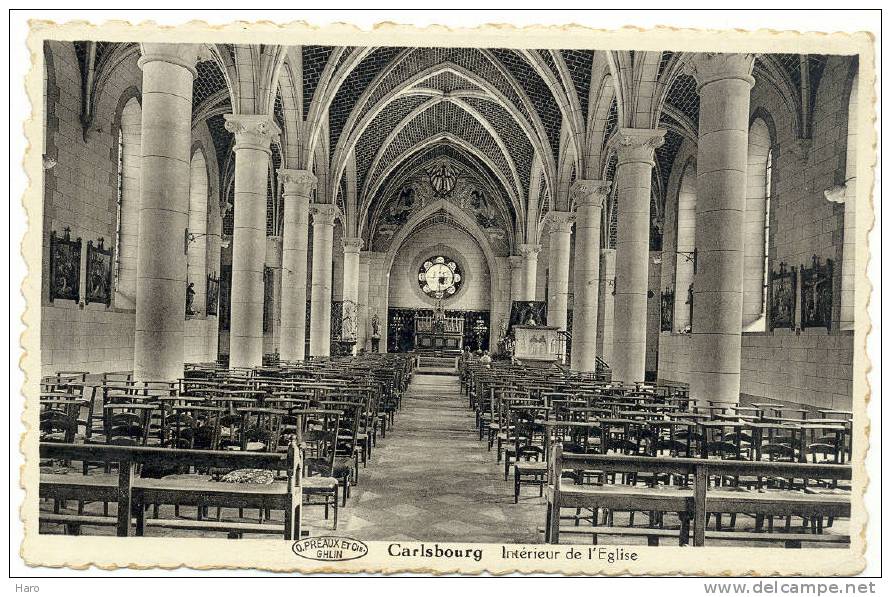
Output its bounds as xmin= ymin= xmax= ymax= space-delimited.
xmin=185 ymin=282 xmax=196 ymax=317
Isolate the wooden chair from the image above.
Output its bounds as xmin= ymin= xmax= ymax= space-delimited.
xmin=301 ymin=410 xmax=342 ymax=526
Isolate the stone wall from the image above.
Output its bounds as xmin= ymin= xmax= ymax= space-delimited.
xmin=739 ymin=330 xmax=854 ymax=411
xmin=42 ymin=42 xmax=223 ymax=375
xmin=655 ymin=55 xmax=858 ymax=408
xmin=388 ymin=223 xmax=491 ymax=311
xmin=41 ymin=42 xmax=142 ymax=377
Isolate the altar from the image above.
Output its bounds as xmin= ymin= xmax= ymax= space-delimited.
xmin=513 ymin=325 xmax=560 ymax=363
xmin=414 ymin=310 xmax=464 ymax=351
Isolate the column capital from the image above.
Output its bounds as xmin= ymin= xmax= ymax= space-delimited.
xmin=310 ymin=203 xmax=340 ymax=227
xmin=570 ymin=179 xmax=611 ymax=209
xmin=138 ymin=43 xmax=199 ymax=77
xmin=518 ymin=243 xmax=542 ymax=258
xmin=342 ymin=236 xmax=364 ymax=254
xmin=687 ymin=53 xmax=756 ymax=91
xmin=548 ymin=210 xmax=575 ymax=234
xmin=279 ymin=169 xmax=316 ymax=196
xmin=616 ymin=128 xmax=666 ymax=167
xmin=224 ymin=114 xmax=280 ymax=153
xmin=508 ymin=255 xmax=524 ymax=269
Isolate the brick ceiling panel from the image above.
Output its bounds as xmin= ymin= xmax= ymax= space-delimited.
xmin=657 ymin=51 xmax=675 ymax=80
xmin=560 ymin=49 xmax=595 ymax=123
xmin=665 ymin=73 xmax=700 ymax=127
xmin=418 ymin=70 xmax=481 ymax=94
xmin=490 ymin=48 xmax=562 ymax=160
xmin=354 ymin=94 xmax=435 ymax=192
xmin=368 ymin=101 xmax=515 ymax=198
xmin=302 ymin=45 xmax=334 ymax=110
xmin=361 ymin=47 xmax=450 ymax=112
xmin=193 ymin=59 xmax=230 ymax=111
xmin=328 ymin=46 xmax=404 ymax=156
xmin=461 ymin=96 xmax=533 ymax=194
xmin=654 ymin=129 xmax=684 ymax=199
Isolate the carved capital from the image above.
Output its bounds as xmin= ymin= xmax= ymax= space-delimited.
xmin=342 ymin=237 xmax=364 ymax=254
xmin=548 ymin=210 xmax=575 ymax=234
xmin=310 ymin=203 xmax=340 ymax=227
xmin=279 ymin=169 xmax=316 ymax=197
xmin=570 ymin=179 xmax=610 ymax=209
xmin=518 ymin=243 xmax=542 ymax=259
xmin=138 ymin=43 xmax=199 ymax=77
xmin=688 ymin=53 xmax=755 ymax=91
xmin=224 ymin=114 xmax=280 ymax=153
xmin=616 ymin=129 xmax=666 ymax=167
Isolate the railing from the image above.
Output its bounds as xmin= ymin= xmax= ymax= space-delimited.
xmin=554 ymin=331 xmax=611 ymax=379
xmin=415 ymin=314 xmax=464 ymax=334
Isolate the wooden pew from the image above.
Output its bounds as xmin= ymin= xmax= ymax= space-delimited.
xmin=39 ymin=442 xmax=301 ymax=539
xmin=544 ymin=446 xmax=851 ymax=546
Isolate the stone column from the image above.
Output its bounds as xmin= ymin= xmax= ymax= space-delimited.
xmin=508 ymin=255 xmax=524 ymax=304
xmin=309 ymin=204 xmax=339 ymax=357
xmin=518 ymin=243 xmax=541 ymax=301
xmin=357 ymin=251 xmax=371 ymax=351
xmin=224 ymin=114 xmax=280 ymax=369
xmin=546 ymin=212 xmax=574 ymax=331
xmin=266 ymin=236 xmax=283 ymax=355
xmin=688 ymin=53 xmax=755 ymax=405
xmin=597 ymin=248 xmax=617 ymax=367
xmin=278 ymin=169 xmax=315 ymax=362
xmin=612 ymin=128 xmax=665 ymax=383
xmin=569 ymin=180 xmax=610 ymax=372
xmin=133 ymin=43 xmax=198 ymax=382
xmin=186 ymin=166 xmax=209 ymax=315
xmin=341 ymin=237 xmax=363 ymax=354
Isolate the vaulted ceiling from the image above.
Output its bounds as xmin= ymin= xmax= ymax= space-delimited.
xmin=67 ymin=41 xmax=829 ymax=253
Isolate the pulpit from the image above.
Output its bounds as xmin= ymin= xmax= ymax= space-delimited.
xmin=513 ymin=325 xmax=560 ymax=363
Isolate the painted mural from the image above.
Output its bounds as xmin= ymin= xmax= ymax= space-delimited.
xmin=369 ymin=157 xmax=511 ymax=255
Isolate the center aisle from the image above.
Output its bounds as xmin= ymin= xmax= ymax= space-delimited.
xmin=325 ymin=373 xmax=542 ymax=543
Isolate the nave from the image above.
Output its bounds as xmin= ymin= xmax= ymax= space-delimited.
xmin=36 ymin=40 xmax=861 ymax=552
xmin=322 ymin=373 xmax=541 ymax=544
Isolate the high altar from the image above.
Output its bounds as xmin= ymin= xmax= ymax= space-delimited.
xmin=513 ymin=325 xmax=561 ymax=363
xmin=414 ymin=305 xmax=464 ymax=351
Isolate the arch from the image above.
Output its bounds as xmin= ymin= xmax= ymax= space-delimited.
xmin=839 ymin=70 xmax=859 ymax=331
xmin=331 ymin=61 xmax=554 ymax=190
xmin=352 ymin=93 xmax=527 ymax=216
xmin=113 ymin=95 xmax=142 ymax=309
xmin=742 ymin=115 xmax=774 ymax=331
xmin=584 ymin=64 xmax=617 ymax=179
xmin=376 ymin=200 xmax=504 ymax=352
xmin=673 ymin=159 xmax=696 ymax=331
xmin=359 ymin=133 xmax=523 ymax=242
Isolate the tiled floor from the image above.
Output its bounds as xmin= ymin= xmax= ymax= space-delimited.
xmin=309 ymin=373 xmax=544 ymax=543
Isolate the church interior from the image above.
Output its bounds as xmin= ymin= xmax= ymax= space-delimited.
xmin=38 ymin=42 xmax=859 ymax=547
